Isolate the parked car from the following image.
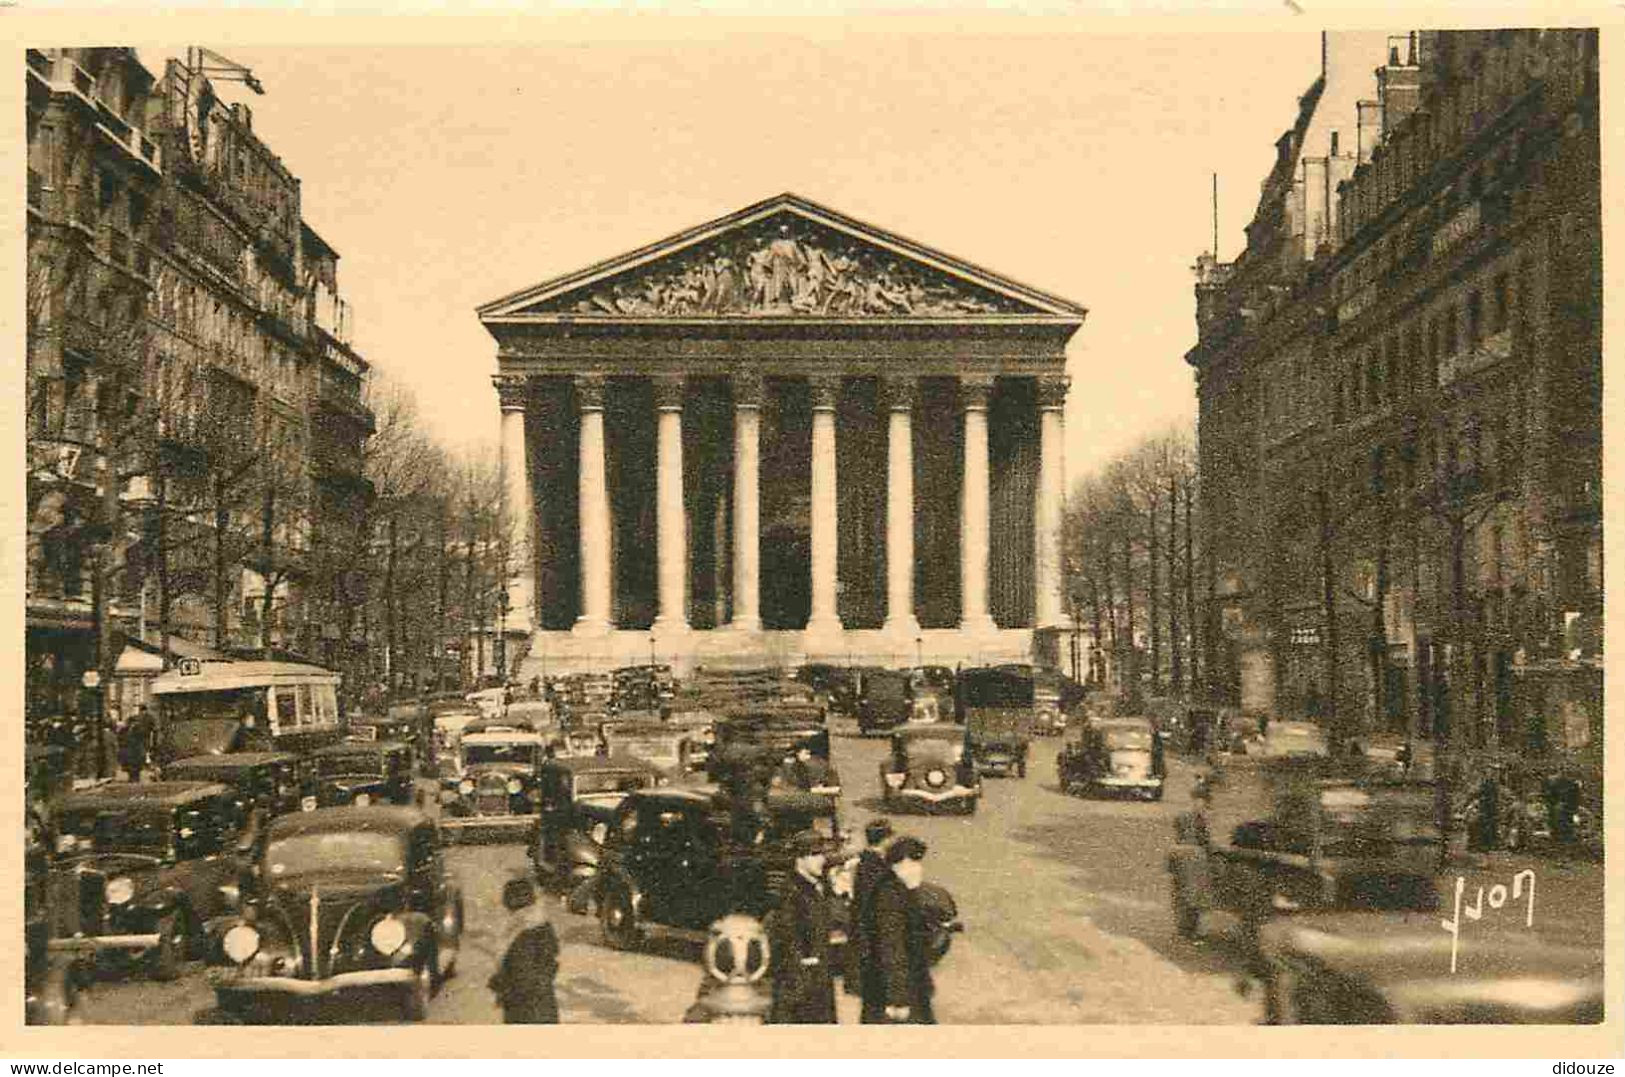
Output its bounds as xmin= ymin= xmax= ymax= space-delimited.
xmin=856 ymin=669 xmax=913 ymax=735
xmin=593 ymin=785 xmax=962 ymax=964
xmin=308 ymin=740 xmax=418 ymax=809
xmin=439 ymin=724 xmax=547 ymax=838
xmin=530 ymin=754 xmax=665 ymax=891
xmin=207 ymin=806 xmax=463 ymax=1022
xmin=1058 ymin=717 xmax=1165 ymax=800
xmin=959 ymin=666 xmax=1036 ymax=778
xmin=879 ymin=725 xmax=980 ymax=814
xmin=1167 ymin=763 xmax=1441 ymax=948
xmin=161 ymin=750 xmax=311 ymax=820
xmin=46 ymin=781 xmax=249 ymax=981
xmin=1255 ymin=910 xmax=1604 ymax=1024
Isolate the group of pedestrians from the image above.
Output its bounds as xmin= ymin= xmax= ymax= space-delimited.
xmin=767 ymin=817 xmax=938 ymax=1025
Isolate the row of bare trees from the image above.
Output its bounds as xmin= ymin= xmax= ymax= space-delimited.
xmin=1061 ymin=427 xmax=1204 ymax=705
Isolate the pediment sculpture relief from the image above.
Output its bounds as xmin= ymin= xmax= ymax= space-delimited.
xmin=540 ymin=218 xmax=1026 ymax=318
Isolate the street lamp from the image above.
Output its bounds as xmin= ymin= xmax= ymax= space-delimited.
xmin=915 ymin=635 xmax=924 ymax=668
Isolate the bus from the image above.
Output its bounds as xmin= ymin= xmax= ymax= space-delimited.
xmin=151 ymin=658 xmax=345 ymax=761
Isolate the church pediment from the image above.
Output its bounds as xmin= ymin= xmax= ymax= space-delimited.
xmin=478 ymin=194 xmax=1086 ymax=323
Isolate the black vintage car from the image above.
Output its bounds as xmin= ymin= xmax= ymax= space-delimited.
xmin=709 ymin=709 xmax=831 ymax=775
xmin=1058 ymin=717 xmax=1165 ymax=800
xmin=593 ymin=787 xmax=961 ymax=963
xmin=46 ymin=781 xmax=249 ymax=980
xmin=1167 ymin=763 xmax=1441 ymax=946
xmin=855 ymin=669 xmax=913 ymax=735
xmin=880 ymin=724 xmax=981 ymax=814
xmin=959 ymin=666 xmax=1036 ymax=778
xmin=1255 ymin=910 xmax=1605 ymax=1024
xmin=439 ymin=724 xmax=547 ymax=839
xmin=207 ymin=806 xmax=464 ymax=1022
xmin=308 ymin=740 xmax=418 ymax=809
xmin=161 ymin=750 xmax=310 ymax=820
xmin=530 ymin=754 xmax=664 ymax=890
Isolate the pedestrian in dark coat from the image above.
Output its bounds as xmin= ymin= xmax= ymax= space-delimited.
xmin=120 ymin=706 xmax=155 ymax=782
xmin=766 ymin=831 xmax=837 ymax=1024
xmin=488 ymin=877 xmax=561 ymax=1023
xmin=848 ymin=818 xmax=893 ymax=1008
xmin=866 ymin=835 xmax=935 ymax=1024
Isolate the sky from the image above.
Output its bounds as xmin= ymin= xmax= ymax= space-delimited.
xmin=181 ymin=29 xmax=1395 ymax=481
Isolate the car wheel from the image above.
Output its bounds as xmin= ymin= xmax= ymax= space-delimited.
xmin=401 ymin=959 xmax=434 ymax=1022
xmin=600 ymin=885 xmax=641 ymax=951
xmin=148 ymin=908 xmax=190 ymax=982
xmin=1171 ymin=880 xmax=1200 ymax=939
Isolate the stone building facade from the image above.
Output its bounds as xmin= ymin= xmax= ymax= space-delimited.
xmin=1188 ymin=31 xmax=1600 ymax=772
xmin=479 ymin=194 xmax=1084 ymax=676
xmin=25 ymin=47 xmax=375 ymax=723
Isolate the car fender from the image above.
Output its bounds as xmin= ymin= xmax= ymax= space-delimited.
xmin=1167 ymin=846 xmax=1215 ymax=910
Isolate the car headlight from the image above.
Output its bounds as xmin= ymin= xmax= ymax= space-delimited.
xmin=222 ymin=923 xmax=261 ymax=965
xmin=506 ymin=778 xmax=522 ymax=795
xmin=926 ymin=768 xmax=947 ymax=787
xmin=370 ymin=916 xmax=407 ymax=955
xmin=104 ymin=877 xmax=135 ymax=905
xmin=459 ymin=779 xmax=474 ymax=795
xmin=589 ymin=822 xmax=609 ymax=845
xmin=56 ymin=834 xmax=78 ymax=854
xmin=883 ymin=772 xmax=906 ymax=789
xmin=353 ymin=793 xmax=371 ymax=807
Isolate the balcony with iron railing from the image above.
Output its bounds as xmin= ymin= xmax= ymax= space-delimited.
xmin=32 ymin=53 xmax=161 ymax=176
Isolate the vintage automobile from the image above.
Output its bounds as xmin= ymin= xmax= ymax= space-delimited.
xmin=152 ymin=659 xmax=345 ymax=762
xmin=709 ymin=709 xmax=833 ymax=787
xmin=855 ymin=668 xmax=913 ymax=735
xmin=554 ymin=725 xmax=606 ymax=760
xmin=958 ymin=666 xmax=1037 ymax=778
xmin=530 ymin=754 xmax=665 ymax=889
xmin=1030 ymin=668 xmax=1084 ymax=736
xmin=880 ymin=725 xmax=980 ymax=814
xmin=160 ymin=750 xmax=310 ymax=820
xmin=46 ymin=781 xmax=248 ymax=980
xmin=600 ymin=719 xmax=694 ymax=777
xmin=439 ymin=724 xmax=546 ymax=838
xmin=1254 ymin=909 xmax=1605 ymax=1024
xmin=26 ymin=806 xmax=83 ymax=1025
xmin=593 ymin=786 xmax=962 ymax=962
xmin=1058 ymin=717 xmax=1165 ymax=800
xmin=207 ymin=806 xmax=463 ymax=1022
xmin=308 ymin=740 xmax=418 ymax=809
xmin=1249 ymin=720 xmax=1333 ymax=760
xmin=1167 ymin=763 xmax=1441 ymax=946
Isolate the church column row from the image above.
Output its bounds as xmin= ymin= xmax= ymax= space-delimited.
xmin=506 ymin=370 xmax=1068 ymax=634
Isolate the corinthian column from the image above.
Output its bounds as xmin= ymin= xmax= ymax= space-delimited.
xmin=1035 ymin=374 xmax=1070 ymax=629
xmin=806 ymin=375 xmax=842 ymax=639
xmin=730 ymin=373 xmax=762 ymax=632
xmin=883 ymin=375 xmax=920 ymax=638
xmin=959 ymin=374 xmax=997 ymax=636
xmin=652 ymin=375 xmax=689 ymax=634
xmin=494 ymin=375 xmax=535 ymax=635
xmin=574 ymin=375 xmax=611 ymax=635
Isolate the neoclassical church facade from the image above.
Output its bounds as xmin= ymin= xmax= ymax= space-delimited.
xmin=477 ymin=194 xmax=1085 ymax=676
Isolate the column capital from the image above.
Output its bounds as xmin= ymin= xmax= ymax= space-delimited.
xmin=881 ymin=374 xmax=919 ymax=412
xmin=959 ymin=373 xmax=995 ymax=411
xmin=1037 ymin=373 xmax=1071 ymax=410
xmin=493 ymin=373 xmax=531 ymax=412
xmin=808 ymin=374 xmax=841 ymax=412
xmin=732 ymin=371 xmax=764 ymax=409
xmin=652 ymin=373 xmax=686 ymax=411
xmin=574 ymin=373 xmax=605 ymax=411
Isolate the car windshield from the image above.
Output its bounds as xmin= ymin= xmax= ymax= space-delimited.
xmin=266 ymin=831 xmax=406 ymax=878
xmin=575 ymin=770 xmax=655 ymax=796
xmin=316 ymin=753 xmax=383 ymax=776
xmin=56 ymin=808 xmax=175 ymax=853
xmin=463 ymin=743 xmax=538 ymax=766
xmin=903 ymin=736 xmax=964 ymax=765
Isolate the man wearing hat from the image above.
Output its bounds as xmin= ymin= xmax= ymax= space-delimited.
xmin=848 ymin=818 xmax=893 ymax=1011
xmin=867 ymin=836 xmax=935 ymax=1024
xmin=487 ymin=877 xmax=561 ymax=1023
xmin=765 ymin=829 xmax=837 ymax=1023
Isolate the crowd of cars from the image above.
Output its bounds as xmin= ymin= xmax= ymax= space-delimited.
xmin=24 ymin=654 xmax=1601 ymax=1026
